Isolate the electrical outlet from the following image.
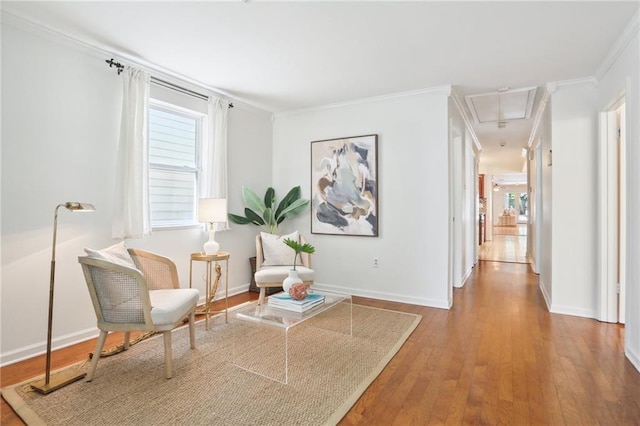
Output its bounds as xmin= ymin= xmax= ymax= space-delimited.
xmin=373 ymin=257 xmax=379 ymax=268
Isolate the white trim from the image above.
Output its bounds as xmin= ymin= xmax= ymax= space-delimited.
xmin=546 ymin=77 xmax=598 ymax=94
xmin=626 ymin=343 xmax=640 ymax=373
xmin=527 ymin=89 xmax=551 ymax=148
xmin=0 ymin=283 xmax=248 ymax=367
xmin=549 ymin=304 xmax=598 ymax=320
xmin=275 ymin=85 xmax=453 ymax=118
xmin=594 ymin=10 xmax=640 ymax=81
xmin=460 ymin=267 xmax=473 ymax=288
xmin=0 ymin=327 xmax=99 ymax=367
xmin=539 ymin=279 xmax=551 ymax=311
xmin=0 ymin=10 xmax=266 ymax=114
xmin=312 ymin=282 xmax=451 ymax=310
xmin=451 ymin=88 xmax=482 ymax=152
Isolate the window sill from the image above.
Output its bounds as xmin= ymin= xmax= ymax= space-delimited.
xmin=152 ymin=224 xmax=203 ymax=232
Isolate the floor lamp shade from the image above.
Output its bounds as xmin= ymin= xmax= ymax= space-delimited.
xmin=30 ymin=201 xmax=95 ymax=395
xmin=198 ymin=198 xmax=227 ymax=255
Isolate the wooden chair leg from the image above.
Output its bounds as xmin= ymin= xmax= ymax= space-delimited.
xmin=123 ymin=331 xmax=131 ymax=350
xmin=87 ymin=330 xmax=108 ymax=382
xmin=163 ymin=331 xmax=173 ymax=379
xmin=188 ymin=312 xmax=196 ymax=349
xmin=258 ymin=287 xmax=266 ymax=305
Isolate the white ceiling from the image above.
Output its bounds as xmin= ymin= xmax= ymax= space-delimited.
xmin=2 ymin=1 xmax=637 ymax=178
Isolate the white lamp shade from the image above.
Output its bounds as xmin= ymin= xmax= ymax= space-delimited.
xmin=198 ymin=198 xmax=227 ymax=223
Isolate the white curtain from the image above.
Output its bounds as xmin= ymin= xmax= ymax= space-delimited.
xmin=112 ymin=66 xmax=151 ymax=239
xmin=202 ymin=96 xmax=229 ymax=231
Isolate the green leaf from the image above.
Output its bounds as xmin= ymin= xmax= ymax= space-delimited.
xmin=244 ymin=208 xmax=265 ymax=226
xmin=264 ymin=187 xmax=275 ymax=209
xmin=262 ymin=207 xmax=276 ymax=228
xmin=229 ymin=185 xmax=309 ymax=233
xmin=227 ymin=213 xmax=253 ymax=225
xmin=275 ymin=186 xmax=302 ymax=218
xmin=279 ymin=198 xmax=309 ymax=219
xmin=242 ymin=187 xmax=265 ymax=214
xmin=283 ymin=238 xmax=315 ymax=254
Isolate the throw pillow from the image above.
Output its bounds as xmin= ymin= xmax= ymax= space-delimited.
xmin=261 ymin=231 xmax=300 ymax=266
xmin=84 ymin=241 xmax=137 ymax=269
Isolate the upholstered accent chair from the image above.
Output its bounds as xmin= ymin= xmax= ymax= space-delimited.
xmin=78 ymin=248 xmax=199 ymax=380
xmin=254 ymin=232 xmax=314 ymax=304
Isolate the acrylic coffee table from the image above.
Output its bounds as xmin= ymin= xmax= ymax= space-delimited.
xmin=232 ymin=290 xmax=352 ymax=384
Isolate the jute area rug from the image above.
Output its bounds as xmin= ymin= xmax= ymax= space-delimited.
xmin=2 ymin=303 xmax=421 ymax=426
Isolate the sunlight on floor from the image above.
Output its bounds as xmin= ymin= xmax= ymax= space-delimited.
xmin=479 ymin=225 xmax=528 ymax=263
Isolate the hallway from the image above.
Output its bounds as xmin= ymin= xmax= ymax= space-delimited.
xmin=479 ymin=224 xmax=528 ymax=263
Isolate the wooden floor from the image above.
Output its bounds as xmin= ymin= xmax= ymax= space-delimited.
xmin=479 ymin=225 xmax=528 ymax=264
xmin=3 ymin=263 xmax=640 ymax=425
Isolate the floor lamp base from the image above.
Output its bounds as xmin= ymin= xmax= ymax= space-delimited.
xmin=30 ymin=369 xmax=87 ymax=395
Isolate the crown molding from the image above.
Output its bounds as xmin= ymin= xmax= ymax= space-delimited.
xmin=450 ymin=88 xmax=482 ymax=153
xmin=275 ymin=85 xmax=453 ymax=118
xmin=0 ymin=10 xmax=269 ymax=114
xmin=546 ymin=77 xmax=598 ymax=94
xmin=527 ymin=88 xmax=551 ymax=148
xmin=594 ymin=10 xmax=640 ymax=81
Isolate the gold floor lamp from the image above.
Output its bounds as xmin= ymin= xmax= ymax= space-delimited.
xmin=31 ymin=202 xmax=95 ymax=395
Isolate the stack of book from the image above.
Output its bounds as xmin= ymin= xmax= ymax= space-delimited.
xmin=267 ymin=293 xmax=325 ymax=313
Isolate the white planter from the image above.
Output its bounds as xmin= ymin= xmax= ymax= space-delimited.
xmin=282 ymin=269 xmax=302 ymax=294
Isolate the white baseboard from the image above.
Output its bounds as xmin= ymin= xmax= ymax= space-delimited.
xmin=625 ymin=344 xmax=640 ymax=374
xmin=0 ymin=283 xmax=252 ymax=368
xmin=312 ymin=282 xmax=450 ymax=310
xmin=539 ymin=279 xmax=598 ymax=319
xmin=549 ymin=304 xmax=598 ymax=319
xmin=539 ymin=279 xmax=552 ymax=311
xmin=460 ymin=267 xmax=473 ymax=287
xmin=0 ymin=327 xmax=99 ymax=367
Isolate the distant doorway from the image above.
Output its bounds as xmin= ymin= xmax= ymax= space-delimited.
xmin=480 ymin=224 xmax=528 ymax=263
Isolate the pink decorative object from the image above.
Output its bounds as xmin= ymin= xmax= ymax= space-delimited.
xmin=289 ymin=283 xmax=307 ymax=300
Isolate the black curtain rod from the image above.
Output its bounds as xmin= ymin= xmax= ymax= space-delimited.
xmin=105 ymin=58 xmax=234 ymax=108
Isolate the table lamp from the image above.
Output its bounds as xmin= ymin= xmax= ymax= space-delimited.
xmin=198 ymin=198 xmax=227 ymax=255
xmin=31 ymin=201 xmax=95 ymax=395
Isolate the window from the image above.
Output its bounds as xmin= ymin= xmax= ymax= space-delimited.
xmin=148 ymin=102 xmax=204 ymax=228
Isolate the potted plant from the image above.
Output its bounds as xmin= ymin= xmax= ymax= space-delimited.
xmin=283 ymin=238 xmax=315 ymax=298
xmin=228 ymin=185 xmax=310 ymax=293
xmin=228 ymin=186 xmax=309 ymax=234
xmin=283 ymin=238 xmax=315 ymax=271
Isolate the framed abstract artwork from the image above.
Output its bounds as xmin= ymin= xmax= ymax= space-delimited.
xmin=310 ymin=134 xmax=378 ymax=237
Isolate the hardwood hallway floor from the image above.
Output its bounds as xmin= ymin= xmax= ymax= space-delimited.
xmin=479 ymin=225 xmax=528 ymax=263
xmin=2 ymin=262 xmax=639 ymax=425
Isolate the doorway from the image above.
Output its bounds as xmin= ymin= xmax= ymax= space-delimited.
xmin=598 ymin=99 xmax=626 ymax=324
xmin=479 ymin=178 xmax=528 ymax=264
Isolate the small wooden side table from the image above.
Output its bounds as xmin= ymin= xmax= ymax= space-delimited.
xmin=189 ymin=252 xmax=230 ymax=330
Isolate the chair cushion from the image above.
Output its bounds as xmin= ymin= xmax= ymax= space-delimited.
xmin=255 ymin=266 xmax=314 ymax=285
xmin=85 ymin=241 xmax=137 ymax=269
xmin=149 ymin=289 xmax=199 ymax=326
xmin=261 ymin=231 xmax=300 ymax=266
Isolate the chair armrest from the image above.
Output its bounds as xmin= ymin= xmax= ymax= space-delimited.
xmin=128 ymin=249 xmax=180 ymax=290
xmin=255 ymin=234 xmax=264 ymax=269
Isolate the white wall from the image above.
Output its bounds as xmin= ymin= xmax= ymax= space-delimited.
xmin=448 ymin=97 xmax=476 ymax=287
xmin=596 ymin=27 xmax=640 ymax=370
xmin=526 ymin=141 xmax=538 ymax=273
xmin=548 ymin=81 xmax=598 ymax=318
xmin=272 ymin=88 xmax=451 ymax=308
xmin=537 ymin=100 xmax=553 ymax=307
xmin=0 ymin=22 xmax=272 ymax=365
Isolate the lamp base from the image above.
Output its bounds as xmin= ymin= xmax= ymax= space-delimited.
xmin=30 ymin=369 xmax=87 ymax=395
xmin=203 ymin=228 xmax=220 ymax=255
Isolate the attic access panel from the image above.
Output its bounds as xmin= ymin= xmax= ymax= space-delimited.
xmin=465 ymin=87 xmax=537 ymax=124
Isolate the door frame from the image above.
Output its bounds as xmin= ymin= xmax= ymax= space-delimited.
xmin=597 ymin=94 xmax=626 ymax=323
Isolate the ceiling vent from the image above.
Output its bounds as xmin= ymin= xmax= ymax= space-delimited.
xmin=465 ymin=87 xmax=537 ymax=125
